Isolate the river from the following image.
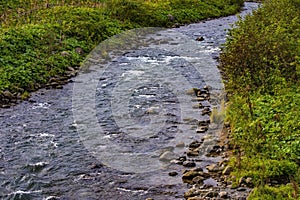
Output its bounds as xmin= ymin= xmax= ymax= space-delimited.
xmin=0 ymin=2 xmax=259 ymax=200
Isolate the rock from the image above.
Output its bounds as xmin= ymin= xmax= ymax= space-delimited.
xmin=55 ymin=85 xmax=63 ymax=89
xmin=176 ymin=141 xmax=185 ymax=148
xmin=198 ymin=120 xmax=210 ymax=126
xmin=44 ymin=196 xmax=59 ymax=200
xmin=196 ymin=36 xmax=205 ymax=41
xmin=159 ymin=151 xmax=177 ymax=162
xmin=1 ymin=104 xmax=10 ymax=108
xmin=192 ymin=97 xmax=206 ymax=101
xmin=192 ymin=176 xmax=205 ymax=184
xmin=184 ymin=188 xmax=201 ymax=198
xmin=204 ymin=191 xmax=218 ymax=198
xmin=219 ymin=158 xmax=229 ymax=166
xmin=238 ymin=177 xmax=246 ymax=186
xmin=192 ymin=103 xmax=204 ymax=109
xmin=207 ymin=145 xmax=224 ymax=156
xmin=146 ymin=107 xmax=159 ymax=114
xmin=196 ymin=126 xmax=208 ymax=133
xmin=224 ymin=121 xmax=230 ymax=127
xmin=172 ymin=23 xmax=180 ymax=28
xmin=187 ymin=150 xmax=199 ymax=157
xmin=189 ymin=140 xmax=202 ymax=149
xmin=186 ymin=88 xmax=197 ymax=95
xmin=75 ymin=47 xmax=84 ymax=54
xmin=182 ymin=170 xmax=210 ymax=184
xmin=178 ymin=156 xmax=187 ymax=162
xmin=245 ymin=177 xmax=253 ymax=186
xmin=203 ymin=85 xmax=211 ymax=90
xmin=145 ymin=198 xmax=154 ymax=200
xmin=196 ymin=89 xmax=208 ymax=96
xmin=168 ymin=171 xmax=178 ymax=176
xmin=187 ymin=196 xmax=203 ymax=200
xmin=67 ymin=66 xmax=75 ymax=71
xmin=202 ymin=107 xmax=211 ymax=115
xmin=61 ymin=51 xmax=70 ymax=57
xmin=222 ymin=166 xmax=233 ymax=175
xmin=90 ymin=163 xmax=103 ymax=169
xmin=206 ymin=164 xmax=220 ymax=172
xmin=167 ymin=14 xmax=174 ymax=21
xmin=2 ymin=91 xmax=14 ymax=99
xmin=27 ymin=162 xmax=48 ymax=172
xmin=198 ymin=93 xmax=209 ymax=100
xmin=183 ymin=161 xmax=196 ymax=168
xmin=219 ymin=191 xmax=228 ymax=198
xmin=170 ymin=159 xmax=183 ymax=165
xmin=193 ymin=167 xmax=204 ymax=172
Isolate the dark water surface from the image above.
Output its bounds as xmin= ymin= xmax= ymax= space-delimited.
xmin=0 ymin=3 xmax=259 ymax=200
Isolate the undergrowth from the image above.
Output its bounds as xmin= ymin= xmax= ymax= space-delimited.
xmin=0 ymin=0 xmax=244 ymax=99
xmin=220 ymin=0 xmax=300 ymax=199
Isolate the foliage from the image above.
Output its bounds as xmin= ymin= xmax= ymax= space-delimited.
xmin=0 ymin=0 xmax=244 ymax=97
xmin=219 ymin=0 xmax=300 ymax=94
xmin=105 ymin=0 xmax=244 ymax=27
xmin=248 ymin=184 xmax=297 ymax=200
xmin=0 ymin=7 xmax=129 ymax=94
xmin=220 ymin=0 xmax=300 ymax=198
xmin=227 ymin=87 xmax=300 ymax=162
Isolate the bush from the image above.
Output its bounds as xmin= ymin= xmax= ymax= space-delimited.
xmin=219 ymin=0 xmax=300 ymax=94
xmin=220 ymin=0 xmax=300 ymax=198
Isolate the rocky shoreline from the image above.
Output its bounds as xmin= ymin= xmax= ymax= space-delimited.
xmin=165 ymin=87 xmax=254 ymax=200
xmin=0 ymin=66 xmax=79 ymax=108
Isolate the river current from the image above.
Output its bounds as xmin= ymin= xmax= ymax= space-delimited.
xmin=0 ymin=3 xmax=259 ymax=200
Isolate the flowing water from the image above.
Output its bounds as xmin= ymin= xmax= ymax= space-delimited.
xmin=0 ymin=3 xmax=259 ymax=200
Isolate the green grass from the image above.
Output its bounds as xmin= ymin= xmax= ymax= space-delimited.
xmin=0 ymin=0 xmax=244 ymax=100
xmin=220 ymin=0 xmax=300 ymax=198
xmin=249 ymin=184 xmax=298 ymax=200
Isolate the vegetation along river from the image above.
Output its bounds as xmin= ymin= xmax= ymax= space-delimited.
xmin=0 ymin=2 xmax=259 ymax=200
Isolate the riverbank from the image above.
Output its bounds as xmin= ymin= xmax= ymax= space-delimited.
xmin=219 ymin=0 xmax=299 ymax=199
xmin=0 ymin=0 xmax=244 ymax=108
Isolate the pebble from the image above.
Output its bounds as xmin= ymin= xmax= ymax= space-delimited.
xmin=182 ymin=170 xmax=210 ymax=184
xmin=176 ymin=141 xmax=185 ymax=148
xmin=187 ymin=150 xmax=199 ymax=157
xmin=196 ymin=126 xmax=208 ymax=133
xmin=159 ymin=151 xmax=177 ymax=162
xmin=219 ymin=191 xmax=228 ymax=198
xmin=189 ymin=140 xmax=202 ymax=149
xmin=183 ymin=161 xmax=196 ymax=168
xmin=196 ymin=36 xmax=205 ymax=41
xmin=168 ymin=171 xmax=178 ymax=176
xmin=206 ymin=164 xmax=220 ymax=172
xmin=178 ymin=156 xmax=187 ymax=162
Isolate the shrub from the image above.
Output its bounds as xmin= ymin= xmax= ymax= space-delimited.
xmin=219 ymin=0 xmax=300 ymax=94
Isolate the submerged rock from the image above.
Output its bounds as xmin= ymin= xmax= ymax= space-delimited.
xmin=159 ymin=151 xmax=178 ymax=162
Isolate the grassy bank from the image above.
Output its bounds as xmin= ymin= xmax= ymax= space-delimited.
xmin=0 ymin=0 xmax=244 ymax=105
xmin=219 ymin=0 xmax=299 ymax=199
